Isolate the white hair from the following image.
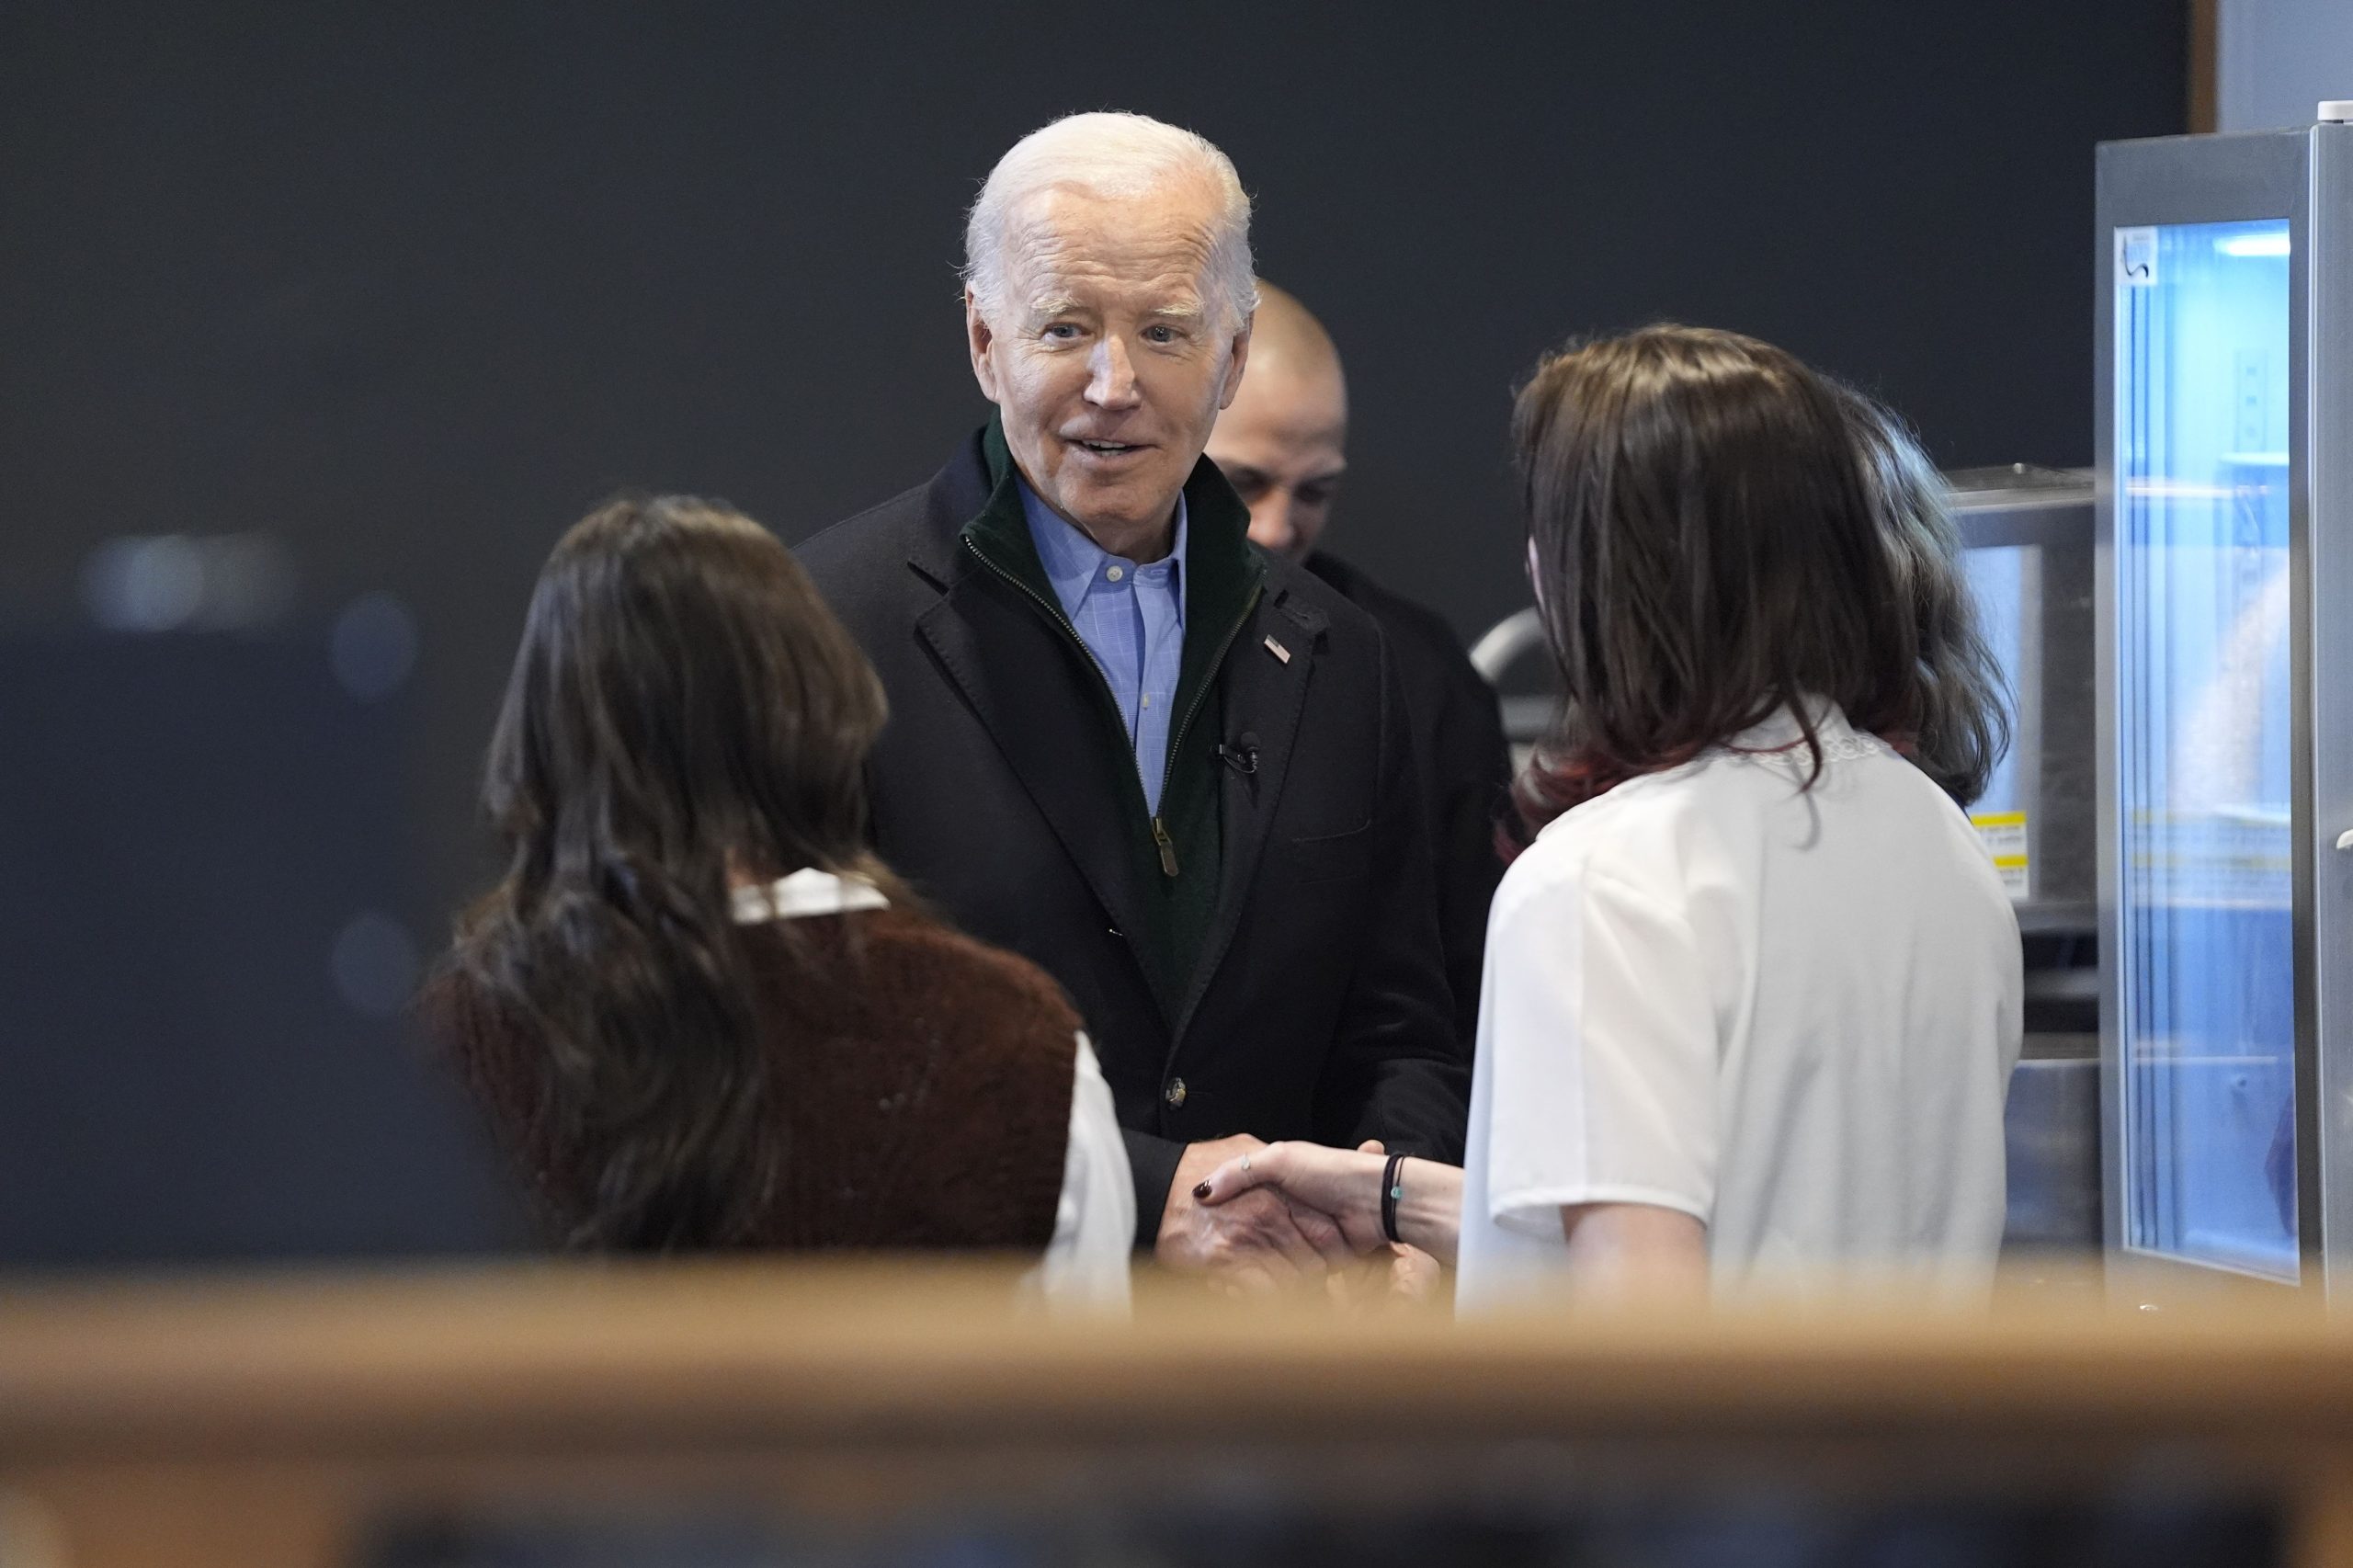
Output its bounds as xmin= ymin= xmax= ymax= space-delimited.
xmin=962 ymin=111 xmax=1258 ymax=332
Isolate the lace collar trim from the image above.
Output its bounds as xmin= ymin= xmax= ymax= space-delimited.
xmin=1726 ymin=704 xmax=1892 ymax=765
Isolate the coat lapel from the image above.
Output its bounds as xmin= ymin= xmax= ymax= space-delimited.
xmin=907 ymin=438 xmax=1161 ymax=975
xmin=1170 ymin=585 xmax=1327 ymax=1044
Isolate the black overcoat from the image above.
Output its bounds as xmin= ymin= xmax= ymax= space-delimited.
xmin=796 ymin=429 xmax=1469 ymax=1240
xmin=1305 ymin=551 xmax=1512 ymax=1047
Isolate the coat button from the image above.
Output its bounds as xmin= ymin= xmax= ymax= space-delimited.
xmin=1164 ymin=1077 xmax=1188 ymax=1108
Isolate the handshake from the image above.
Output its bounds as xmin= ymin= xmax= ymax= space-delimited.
xmin=1157 ymin=1133 xmax=1463 ymax=1299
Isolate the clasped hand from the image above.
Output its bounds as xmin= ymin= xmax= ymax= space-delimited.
xmin=1156 ymin=1134 xmax=1429 ymax=1300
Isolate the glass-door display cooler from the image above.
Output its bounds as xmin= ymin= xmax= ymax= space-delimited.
xmin=2097 ymin=106 xmax=2353 ymax=1292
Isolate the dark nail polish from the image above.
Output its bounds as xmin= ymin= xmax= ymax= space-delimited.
xmin=1192 ymin=1182 xmax=1212 ymax=1199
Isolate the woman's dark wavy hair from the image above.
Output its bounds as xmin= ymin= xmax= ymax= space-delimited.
xmin=439 ymin=494 xmax=905 ymax=1251
xmin=1508 ymin=324 xmax=2006 ymax=840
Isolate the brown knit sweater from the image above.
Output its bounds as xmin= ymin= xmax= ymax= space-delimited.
xmin=428 ymin=906 xmax=1081 ymax=1253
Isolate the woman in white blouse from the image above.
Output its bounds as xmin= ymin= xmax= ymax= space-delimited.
xmin=427 ymin=494 xmax=1131 ymax=1310
xmin=1196 ymin=326 xmax=2022 ymax=1303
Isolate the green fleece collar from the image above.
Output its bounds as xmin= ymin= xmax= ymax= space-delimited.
xmin=961 ymin=414 xmax=1264 ymax=646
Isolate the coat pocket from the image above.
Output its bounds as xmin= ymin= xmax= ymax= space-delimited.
xmin=1283 ymin=819 xmax=1374 ymax=886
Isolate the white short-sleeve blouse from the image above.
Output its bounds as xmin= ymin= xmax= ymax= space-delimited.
xmin=1454 ymin=706 xmax=2023 ymax=1307
xmin=1025 ymin=1032 xmax=1135 ymax=1312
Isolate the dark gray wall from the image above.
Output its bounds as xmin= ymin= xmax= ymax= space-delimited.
xmin=0 ymin=3 xmax=2184 ymax=1261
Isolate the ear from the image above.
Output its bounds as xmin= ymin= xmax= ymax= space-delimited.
xmin=1215 ymin=309 xmax=1256 ymax=412
xmin=965 ymin=288 xmax=1002 ymax=405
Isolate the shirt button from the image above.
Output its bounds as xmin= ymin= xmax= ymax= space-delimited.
xmin=1140 ymin=693 xmax=1152 ymax=708
xmin=1106 ymin=564 xmax=1125 ymax=582
xmin=1165 ymin=1076 xmax=1188 ymax=1108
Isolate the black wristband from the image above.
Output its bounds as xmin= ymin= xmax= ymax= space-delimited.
xmin=1381 ymin=1153 xmax=1407 ymax=1245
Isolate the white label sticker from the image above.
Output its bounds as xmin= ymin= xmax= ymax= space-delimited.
xmin=2118 ymin=226 xmax=2158 ymax=288
xmin=1972 ymin=811 xmax=2029 ymax=901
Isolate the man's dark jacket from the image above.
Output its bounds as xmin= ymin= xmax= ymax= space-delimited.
xmin=1304 ymin=552 xmax=1511 ymax=1046
xmin=795 ymin=425 xmax=1469 ymax=1241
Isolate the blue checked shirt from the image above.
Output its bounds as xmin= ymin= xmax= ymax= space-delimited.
xmin=1018 ymin=479 xmax=1188 ymax=814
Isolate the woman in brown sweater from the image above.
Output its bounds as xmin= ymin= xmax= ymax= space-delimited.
xmin=423 ymin=495 xmax=1131 ymax=1303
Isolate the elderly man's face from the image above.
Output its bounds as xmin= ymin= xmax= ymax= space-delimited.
xmin=968 ymin=185 xmax=1250 ymax=554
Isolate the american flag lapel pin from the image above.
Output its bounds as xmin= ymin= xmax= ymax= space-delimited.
xmin=1263 ymin=634 xmax=1291 ymax=665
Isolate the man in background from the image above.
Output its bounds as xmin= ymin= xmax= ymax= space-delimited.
xmin=1207 ymin=282 xmax=1510 ymax=1044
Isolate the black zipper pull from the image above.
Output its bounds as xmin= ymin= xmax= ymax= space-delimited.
xmin=1151 ymin=816 xmax=1179 ymax=877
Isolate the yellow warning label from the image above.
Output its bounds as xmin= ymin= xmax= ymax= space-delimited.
xmin=1971 ymin=812 xmax=2030 ymax=901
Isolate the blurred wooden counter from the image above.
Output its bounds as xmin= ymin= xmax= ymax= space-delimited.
xmin=3 ymin=1261 xmax=2351 ymax=1567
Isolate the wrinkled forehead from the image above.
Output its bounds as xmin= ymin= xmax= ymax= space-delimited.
xmin=997 ymin=184 xmax=1223 ymax=313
